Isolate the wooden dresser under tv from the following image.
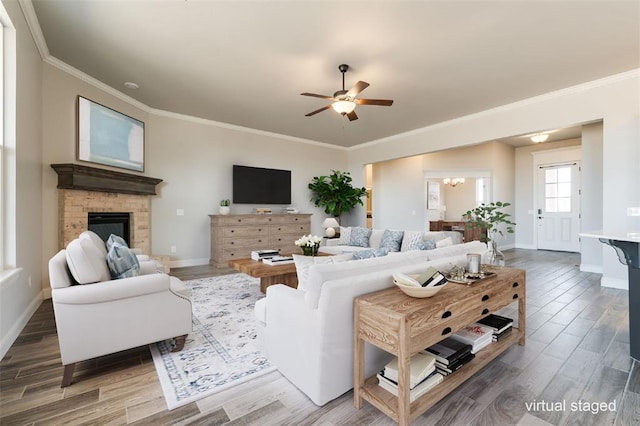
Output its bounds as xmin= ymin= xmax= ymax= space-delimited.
xmin=209 ymin=214 xmax=311 ymax=268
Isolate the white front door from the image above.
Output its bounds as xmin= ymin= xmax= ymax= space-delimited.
xmin=536 ymin=162 xmax=581 ymax=252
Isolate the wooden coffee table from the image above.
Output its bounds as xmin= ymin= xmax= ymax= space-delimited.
xmin=228 ymin=258 xmax=298 ymax=293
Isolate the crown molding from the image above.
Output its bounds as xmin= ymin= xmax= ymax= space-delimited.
xmin=17 ymin=0 xmax=48 ymax=58
xmin=350 ymin=68 xmax=640 ymax=151
xmin=149 ymin=109 xmax=346 ymax=151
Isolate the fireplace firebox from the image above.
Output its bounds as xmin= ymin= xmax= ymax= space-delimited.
xmin=88 ymin=212 xmax=131 ymax=246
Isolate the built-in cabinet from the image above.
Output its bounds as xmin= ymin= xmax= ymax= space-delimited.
xmin=209 ymin=214 xmax=311 ymax=267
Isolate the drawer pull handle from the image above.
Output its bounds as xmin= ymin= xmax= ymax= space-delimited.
xmin=237 ymin=219 xmax=241 ymax=222
xmin=513 ymin=282 xmax=519 ymax=288
xmin=231 ymin=230 xmax=234 ymax=233
xmin=441 ymin=327 xmax=451 ymax=335
xmin=513 ymin=294 xmax=519 ymax=299
xmin=258 ymin=239 xmax=262 ymax=243
xmin=441 ymin=311 xmax=452 ymax=319
xmin=482 ymin=308 xmax=489 ymax=315
xmin=230 ymin=242 xmax=234 ymax=245
xmin=258 ymin=228 xmax=262 ymax=231
xmin=482 ymin=295 xmax=489 ymax=301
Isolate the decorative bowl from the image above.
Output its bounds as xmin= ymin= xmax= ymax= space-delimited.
xmin=392 ymin=273 xmax=447 ymax=298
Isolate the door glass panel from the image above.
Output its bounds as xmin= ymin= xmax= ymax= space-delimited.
xmin=544 ymin=166 xmax=572 ymax=213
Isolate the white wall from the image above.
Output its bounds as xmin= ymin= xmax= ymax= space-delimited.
xmin=514 ymin=138 xmax=582 ymax=249
xmin=146 ymin=113 xmax=346 ymax=266
xmin=580 ymin=123 xmax=603 ymax=272
xmin=349 ymin=71 xmax=640 ymax=289
xmin=0 ymin=0 xmax=44 ymax=358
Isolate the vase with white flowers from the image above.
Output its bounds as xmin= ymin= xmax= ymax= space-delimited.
xmin=295 ymin=234 xmax=322 ymax=256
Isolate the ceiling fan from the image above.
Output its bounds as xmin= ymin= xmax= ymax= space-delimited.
xmin=301 ymin=64 xmax=394 ymax=121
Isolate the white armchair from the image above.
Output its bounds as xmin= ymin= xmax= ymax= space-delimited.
xmin=48 ymin=239 xmax=192 ymax=387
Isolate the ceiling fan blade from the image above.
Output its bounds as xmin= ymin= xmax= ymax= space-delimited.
xmin=305 ymin=105 xmax=332 ymax=117
xmin=300 ymin=92 xmax=334 ymax=100
xmin=346 ymin=81 xmax=369 ymax=98
xmin=346 ymin=110 xmax=358 ymax=121
xmin=356 ymin=98 xmax=394 ymax=106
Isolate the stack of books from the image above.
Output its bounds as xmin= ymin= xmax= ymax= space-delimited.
xmin=450 ymin=324 xmax=494 ymax=354
xmin=424 ymin=337 xmax=475 ymax=377
xmin=476 ymin=314 xmax=514 ymax=342
xmin=251 ymin=249 xmax=280 ymax=261
xmin=377 ymin=353 xmax=443 ymax=402
xmin=262 ymin=255 xmax=294 ymax=265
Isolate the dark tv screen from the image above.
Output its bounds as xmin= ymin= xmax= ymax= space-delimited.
xmin=233 ymin=165 xmax=291 ymax=204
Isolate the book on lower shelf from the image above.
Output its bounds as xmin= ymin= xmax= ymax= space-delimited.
xmin=377 ymin=370 xmax=443 ymax=403
xmin=435 ymin=352 xmax=476 ymax=376
xmin=493 ymin=326 xmax=513 ymax=342
xmin=476 ymin=314 xmax=513 ymax=334
xmin=381 ymin=352 xmax=437 ymax=389
xmin=423 ymin=337 xmax=472 ymax=366
xmin=450 ymin=324 xmax=494 ymax=354
xmin=262 ymin=255 xmax=294 ymax=265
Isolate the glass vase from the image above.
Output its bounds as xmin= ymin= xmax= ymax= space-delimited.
xmin=487 ymin=240 xmax=505 ymax=266
xmin=302 ymin=244 xmax=319 ymax=256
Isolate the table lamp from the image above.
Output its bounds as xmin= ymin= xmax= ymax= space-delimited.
xmin=322 ymin=217 xmax=340 ymax=238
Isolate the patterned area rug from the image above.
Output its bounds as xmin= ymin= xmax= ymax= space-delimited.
xmin=149 ymin=273 xmax=274 ymax=410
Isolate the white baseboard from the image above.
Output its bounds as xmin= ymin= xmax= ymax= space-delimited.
xmin=0 ymin=290 xmax=43 ymax=360
xmin=169 ymin=258 xmax=210 ymax=269
xmin=580 ymin=264 xmax=603 ymax=274
xmin=601 ymin=277 xmax=628 ymax=290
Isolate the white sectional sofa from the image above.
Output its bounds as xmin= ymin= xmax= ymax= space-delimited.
xmin=319 ymin=227 xmax=464 ymax=255
xmin=254 ymin=240 xmax=487 ymax=406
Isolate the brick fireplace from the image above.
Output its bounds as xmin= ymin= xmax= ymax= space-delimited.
xmin=51 ymin=164 xmax=162 ymax=252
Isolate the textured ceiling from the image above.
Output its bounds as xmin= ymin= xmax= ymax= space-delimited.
xmin=31 ymin=0 xmax=640 ymax=147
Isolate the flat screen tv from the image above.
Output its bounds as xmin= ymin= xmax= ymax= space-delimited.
xmin=233 ymin=165 xmax=291 ymax=204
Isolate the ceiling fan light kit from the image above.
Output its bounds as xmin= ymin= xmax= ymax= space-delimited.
xmin=301 ymin=64 xmax=393 ymax=121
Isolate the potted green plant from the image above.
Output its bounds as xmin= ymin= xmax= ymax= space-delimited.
xmin=464 ymin=201 xmax=516 ymax=265
xmin=219 ymin=199 xmax=231 ymax=215
xmin=308 ymin=170 xmax=368 ymax=220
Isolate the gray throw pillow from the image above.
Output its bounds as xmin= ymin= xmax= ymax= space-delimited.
xmin=350 ymin=227 xmax=372 ymax=247
xmin=416 ymin=239 xmax=437 ymax=250
xmin=106 ymin=234 xmax=128 ymax=251
xmin=379 ymin=230 xmax=404 ymax=252
xmin=352 ymin=248 xmax=390 ymax=260
xmin=106 ymin=243 xmax=140 ymax=279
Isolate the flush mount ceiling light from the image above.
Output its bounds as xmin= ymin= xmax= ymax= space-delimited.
xmin=531 ymin=133 xmax=549 ymax=143
xmin=124 ymin=82 xmax=139 ymax=90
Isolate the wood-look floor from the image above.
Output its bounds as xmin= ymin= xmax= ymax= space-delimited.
xmin=1 ymin=249 xmax=639 ymax=425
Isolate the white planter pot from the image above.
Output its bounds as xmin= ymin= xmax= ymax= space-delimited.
xmin=219 ymin=206 xmax=230 ymax=215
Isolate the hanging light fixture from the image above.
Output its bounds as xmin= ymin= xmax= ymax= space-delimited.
xmin=443 ymin=178 xmax=465 ymax=187
xmin=531 ymin=133 xmax=549 ymax=143
xmin=331 ymin=100 xmax=356 ymax=114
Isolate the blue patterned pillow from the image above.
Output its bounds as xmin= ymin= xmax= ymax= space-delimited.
xmin=379 ymin=230 xmax=404 ymax=252
xmin=350 ymin=227 xmax=372 ymax=247
xmin=106 ymin=234 xmax=128 ymax=251
xmin=352 ymin=248 xmax=390 ymax=260
xmin=106 ymin=243 xmax=140 ymax=279
xmin=416 ymin=239 xmax=437 ymax=250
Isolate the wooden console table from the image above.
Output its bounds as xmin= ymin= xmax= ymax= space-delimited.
xmin=354 ymin=267 xmax=525 ymax=425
